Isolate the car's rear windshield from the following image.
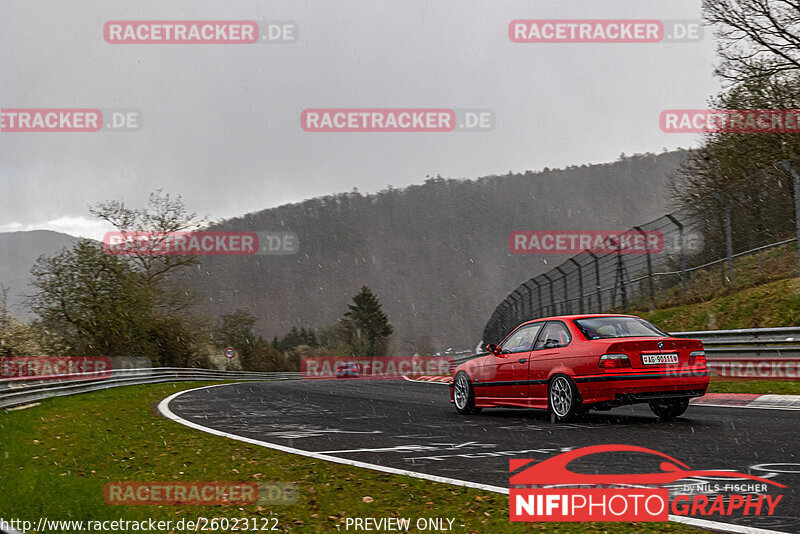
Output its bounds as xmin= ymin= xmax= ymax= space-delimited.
xmin=573 ymin=316 xmax=668 ymax=340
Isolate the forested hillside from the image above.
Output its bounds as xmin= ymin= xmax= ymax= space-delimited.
xmin=188 ymin=151 xmax=688 ymax=352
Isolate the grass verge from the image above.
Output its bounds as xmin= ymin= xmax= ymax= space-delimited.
xmin=0 ymin=382 xmax=708 ymax=533
xmin=638 ymin=277 xmax=800 ymax=332
xmin=707 ymin=379 xmax=800 ymax=395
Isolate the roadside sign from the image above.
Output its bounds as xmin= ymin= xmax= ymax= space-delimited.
xmin=224 ymin=347 xmax=236 ymax=359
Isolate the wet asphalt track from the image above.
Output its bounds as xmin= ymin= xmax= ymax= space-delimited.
xmin=166 ymin=379 xmax=800 ymax=533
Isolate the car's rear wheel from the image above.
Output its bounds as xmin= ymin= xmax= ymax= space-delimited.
xmin=649 ymin=398 xmax=690 ymax=420
xmin=549 ymin=375 xmax=581 ymax=422
xmin=453 ymin=372 xmax=482 ymax=415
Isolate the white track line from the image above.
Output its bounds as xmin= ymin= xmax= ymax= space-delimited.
xmin=404 ymin=376 xmax=800 ymax=412
xmin=158 ymin=383 xmax=790 ymax=534
xmin=158 ymin=384 xmax=506 ymax=494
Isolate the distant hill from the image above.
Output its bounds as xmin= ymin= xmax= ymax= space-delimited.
xmin=187 ymin=151 xmax=689 ymax=352
xmin=0 ymin=230 xmax=82 ymax=318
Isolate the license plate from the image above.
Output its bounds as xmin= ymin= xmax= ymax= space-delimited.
xmin=641 ymin=353 xmax=678 ymax=365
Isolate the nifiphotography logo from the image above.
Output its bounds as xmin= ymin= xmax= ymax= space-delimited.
xmin=509 ymin=444 xmax=785 ymax=522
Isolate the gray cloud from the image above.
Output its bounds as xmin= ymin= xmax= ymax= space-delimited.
xmin=0 ymin=0 xmax=718 ymax=237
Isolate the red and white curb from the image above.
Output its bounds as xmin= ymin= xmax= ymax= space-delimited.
xmin=404 ymin=376 xmax=800 ymax=411
xmin=692 ymin=393 xmax=800 ymax=411
xmin=403 ymin=375 xmax=453 ymax=384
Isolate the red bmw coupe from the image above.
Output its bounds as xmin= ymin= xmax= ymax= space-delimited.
xmin=450 ymin=314 xmax=709 ymax=422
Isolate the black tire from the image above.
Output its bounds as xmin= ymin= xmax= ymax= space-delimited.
xmin=453 ymin=372 xmax=482 ymax=415
xmin=649 ymin=398 xmax=690 ymax=420
xmin=548 ymin=374 xmax=581 ymax=423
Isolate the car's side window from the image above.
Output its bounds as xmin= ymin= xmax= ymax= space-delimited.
xmin=533 ymin=321 xmax=571 ymax=350
xmin=500 ymin=323 xmax=543 ymax=353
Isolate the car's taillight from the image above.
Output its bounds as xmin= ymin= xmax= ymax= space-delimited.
xmin=689 ymin=350 xmax=706 ymax=366
xmin=599 ymin=353 xmax=631 ymax=369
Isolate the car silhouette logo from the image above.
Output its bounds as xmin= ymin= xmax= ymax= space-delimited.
xmin=509 ymin=444 xmax=786 ymax=487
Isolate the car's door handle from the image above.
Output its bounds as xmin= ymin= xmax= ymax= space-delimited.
xmin=518 ymin=358 xmax=527 ymax=363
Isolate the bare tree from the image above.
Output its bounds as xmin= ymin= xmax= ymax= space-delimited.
xmin=90 ymin=189 xmax=207 ymax=285
xmin=90 ymin=190 xmax=207 ymax=315
xmin=704 ymin=0 xmax=800 ymax=81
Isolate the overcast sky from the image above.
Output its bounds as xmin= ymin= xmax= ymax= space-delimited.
xmin=0 ymin=0 xmax=718 ymax=239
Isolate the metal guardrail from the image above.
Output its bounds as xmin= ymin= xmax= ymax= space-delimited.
xmin=672 ymin=326 xmax=800 ymax=358
xmin=455 ymin=327 xmax=800 ymax=367
xmin=3 ymin=327 xmax=799 ymax=410
xmin=0 ymin=368 xmax=302 ymax=410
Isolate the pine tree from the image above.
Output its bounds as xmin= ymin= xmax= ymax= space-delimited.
xmin=308 ymin=329 xmax=319 ymax=347
xmin=343 ymin=286 xmax=393 ymax=356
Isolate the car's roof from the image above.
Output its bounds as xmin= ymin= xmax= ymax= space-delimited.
xmin=518 ymin=313 xmax=638 ymax=326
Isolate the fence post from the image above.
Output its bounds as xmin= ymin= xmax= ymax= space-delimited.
xmin=499 ymin=302 xmax=510 ymax=340
xmin=511 ymin=292 xmax=521 ymax=326
xmin=780 ymin=161 xmax=800 ymax=275
xmin=512 ymin=289 xmax=524 ymax=322
xmin=614 ymin=248 xmax=628 ymax=309
xmin=524 ymin=282 xmax=534 ymax=320
xmin=536 ymin=279 xmax=543 ymax=317
xmin=555 ymin=266 xmax=568 ymax=314
xmin=542 ymin=273 xmax=555 ymax=316
xmin=503 ymin=299 xmax=514 ymax=337
xmin=634 ymin=226 xmax=655 ymax=310
xmin=589 ymin=252 xmax=602 ymax=312
xmin=665 ymin=214 xmax=687 ymax=296
xmin=713 ymin=192 xmax=734 ymax=284
xmin=569 ymin=257 xmax=584 ymax=314
xmin=724 ymin=204 xmax=734 ymax=284
xmin=522 ymin=280 xmax=539 ymax=320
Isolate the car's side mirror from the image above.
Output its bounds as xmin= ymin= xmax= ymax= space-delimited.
xmin=485 ymin=343 xmax=501 ymax=355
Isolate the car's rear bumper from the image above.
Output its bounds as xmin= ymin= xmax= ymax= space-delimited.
xmin=575 ymin=370 xmax=710 ymax=406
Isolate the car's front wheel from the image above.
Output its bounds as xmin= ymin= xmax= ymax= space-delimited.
xmin=549 ymin=374 xmax=581 ymax=422
xmin=649 ymin=398 xmax=690 ymax=420
xmin=453 ymin=372 xmax=482 ymax=415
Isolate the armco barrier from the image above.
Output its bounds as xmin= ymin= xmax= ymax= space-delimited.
xmin=456 ymin=327 xmax=800 ymax=378
xmin=0 ymin=367 xmax=301 ymax=410
xmin=672 ymin=326 xmax=800 ymax=358
xmin=3 ymin=328 xmax=798 ymax=410
xmin=674 ymin=327 xmax=800 ymax=379
xmin=706 ymin=358 xmax=800 ymax=379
